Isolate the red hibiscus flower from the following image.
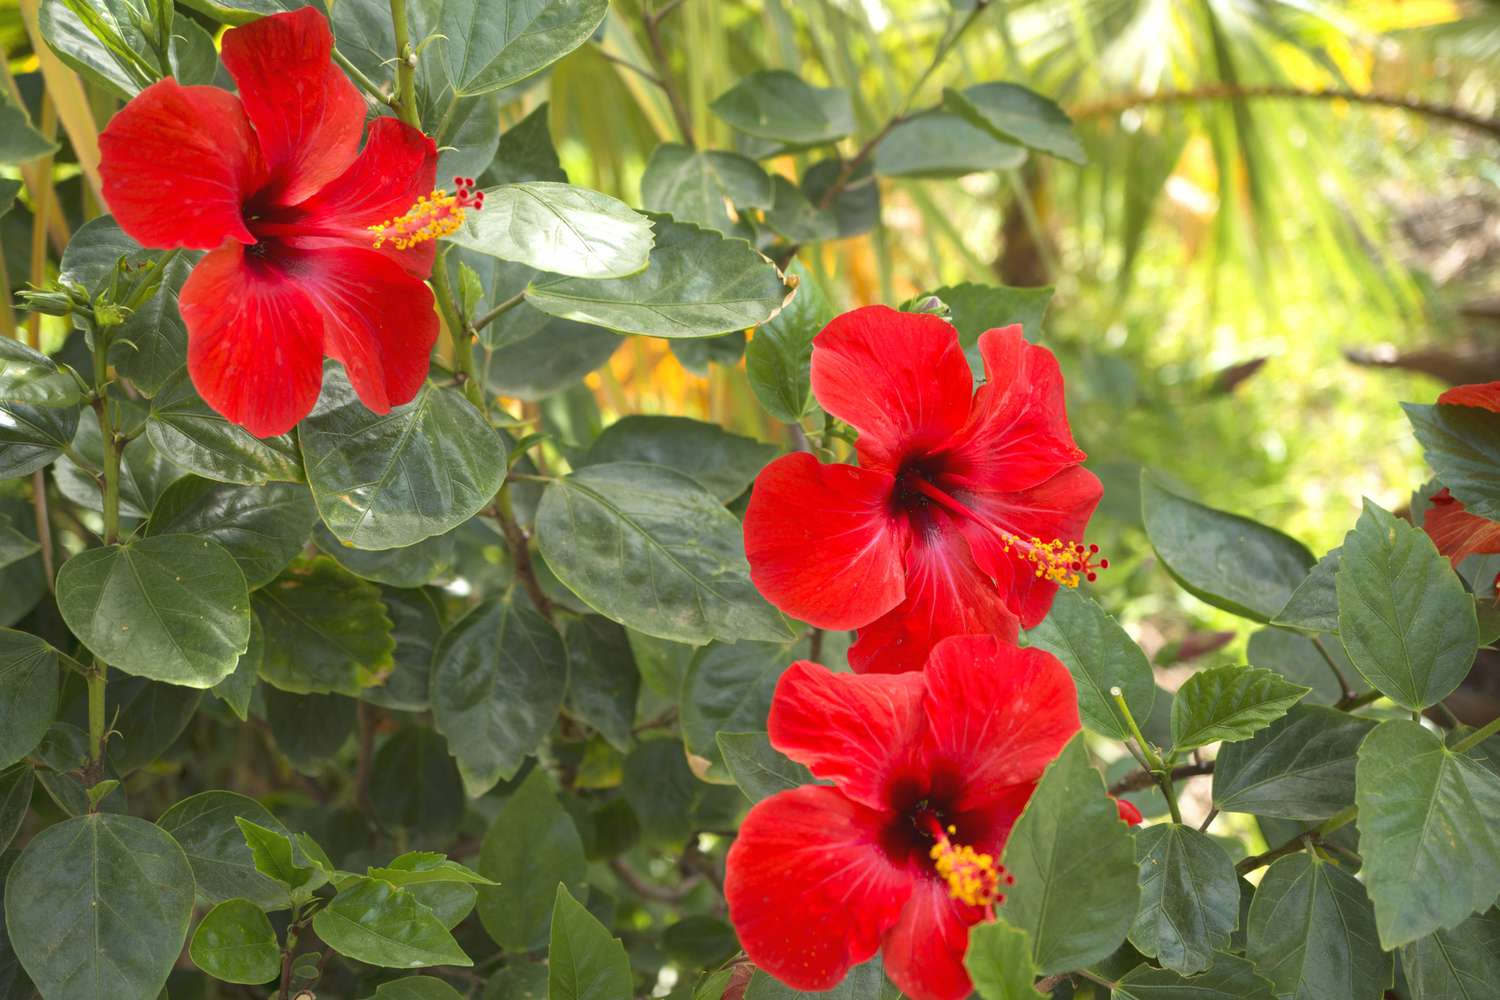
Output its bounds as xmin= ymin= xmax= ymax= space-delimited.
xmin=743 ymin=306 xmax=1103 ymax=673
xmin=98 ymin=8 xmax=478 ymax=437
xmin=723 ymin=635 xmax=1081 ymax=1000
xmin=1420 ymin=382 xmax=1500 ymax=585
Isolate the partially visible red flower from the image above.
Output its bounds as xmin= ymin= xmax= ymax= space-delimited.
xmin=1424 ymin=488 xmax=1500 ymax=572
xmin=723 ymin=635 xmax=1082 ymax=1000
xmin=744 ymin=306 xmax=1103 ymax=673
xmin=98 ymin=8 xmax=479 ymax=437
xmin=1438 ymin=381 xmax=1500 ymax=412
xmin=1115 ymin=798 xmax=1144 ymax=826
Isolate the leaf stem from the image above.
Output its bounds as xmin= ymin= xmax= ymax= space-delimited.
xmin=641 ymin=0 xmax=697 ymax=147
xmin=1111 ymin=686 xmax=1182 ymax=823
xmin=31 ymin=468 xmax=54 ymax=589
xmin=332 ymin=47 xmax=394 ymax=109
xmin=1309 ymin=635 xmax=1355 ymax=702
xmin=493 ymin=486 xmax=552 ymax=620
xmin=471 ymin=290 xmax=525 ymax=332
xmin=388 ymin=0 xmax=421 ymax=128
xmin=1335 ymin=688 xmax=1382 ymax=711
xmin=1452 ymin=715 xmax=1500 ymax=755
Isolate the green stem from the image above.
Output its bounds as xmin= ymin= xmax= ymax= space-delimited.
xmin=332 ymin=47 xmax=393 ymax=108
xmin=87 ymin=319 xmax=119 ymax=777
xmin=1335 ymin=688 xmax=1383 ymax=711
xmin=86 ymin=664 xmax=106 ymax=772
xmin=471 ymin=290 xmax=525 ymax=332
xmin=1453 ymin=715 xmax=1500 ymax=755
xmin=1310 ymin=635 xmax=1355 ymax=702
xmin=1318 ymin=804 xmax=1357 ymax=837
xmin=429 ymin=251 xmax=483 ymax=410
xmin=388 ymin=0 xmax=420 ymax=128
xmin=1111 ymin=686 xmax=1181 ymax=824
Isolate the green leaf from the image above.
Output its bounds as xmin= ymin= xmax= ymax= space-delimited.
xmin=1170 ymin=666 xmax=1309 ymax=752
xmin=157 ymin=790 xmax=293 ymax=911
xmin=1212 ymin=705 xmax=1376 ymax=820
xmin=0 ymin=338 xmax=80 ymax=407
xmin=682 ymin=640 xmax=791 ymax=782
xmin=362 ymin=587 xmax=443 ymax=712
xmin=189 ymin=898 xmax=279 ymax=985
xmin=1405 ymin=401 xmax=1500 ymax=521
xmin=537 ymin=462 xmax=793 ymax=645
xmin=146 ymin=370 xmax=304 ymax=485
xmin=56 ymin=415 xmax=185 ymax=519
xmin=478 ymin=314 xmax=623 ymax=400
xmin=368 ymin=853 xmax=496 ymax=888
xmin=965 ymin=918 xmax=1044 ymax=1000
xmin=743 ymin=957 xmax=887 ymax=999
xmin=147 ymin=477 xmax=318 ymax=590
xmin=1272 ymin=548 xmax=1341 ymax=634
xmin=88 ymin=675 xmax=201 ymax=773
xmin=253 ymin=558 xmax=395 ymax=696
xmin=929 ymin=281 xmax=1054 ymax=347
xmin=0 ymin=764 xmax=34 ymax=855
xmin=1245 ymin=854 xmax=1391 ymax=1000
xmin=711 ymin=71 xmax=854 ymax=145
xmin=745 ymin=259 xmax=836 ymax=422
xmin=799 ymin=160 xmax=879 ymax=239
xmin=763 ymin=174 xmax=839 ymax=243
xmin=368 ymin=976 xmax=468 ymax=1000
xmin=110 ymin=251 xmax=195 ymax=398
xmin=1141 ymin=471 xmax=1315 ymax=622
xmin=1336 ymin=500 xmax=1478 ymax=710
xmin=313 ymin=876 xmax=470 ymax=969
xmin=716 ymin=731 xmax=815 ymax=803
xmin=641 ymin=144 xmax=772 ymax=235
xmin=1355 ymin=720 xmax=1500 ymax=948
xmin=562 ymin=616 xmax=640 ymax=752
xmin=581 ymin=415 xmax=777 ymax=503
xmin=430 ymin=591 xmax=567 ymax=797
xmin=0 ymin=516 xmax=38 ymax=571
xmin=264 ymin=688 xmax=356 ymax=771
xmin=56 ymin=534 xmax=251 ymax=687
xmin=315 ymin=524 xmax=457 ymax=589
xmin=447 ymin=182 xmax=653 ymax=279
xmin=1244 ymin=627 xmax=1346 ymax=706
xmin=670 ymin=328 xmax=750 ymax=377
xmin=942 ymin=82 xmax=1086 ymax=164
xmin=526 ymin=216 xmax=791 ymax=338
xmin=0 ymin=398 xmax=78 ymax=479
xmin=1001 ymin=734 xmax=1139 ymax=973
xmin=0 ymin=90 xmax=57 ymax=164
xmin=0 ymin=177 xmax=20 ymax=217
xmin=300 ymin=372 xmax=505 ymax=551
xmin=433 ymin=0 xmax=607 ymax=96
xmin=1128 ymin=824 xmax=1241 ymax=974
xmin=0 ymin=630 xmax=60 ymax=769
xmin=661 ymin=915 xmax=738 ymax=968
xmin=873 ymin=110 xmax=1026 ymax=178
xmin=1401 ymin=909 xmax=1500 ymax=1000
xmin=477 ymin=768 xmax=588 ymax=952
xmin=234 ymin=817 xmax=320 ymax=894
xmin=1112 ymin=954 xmax=1277 ymax=1000
xmin=368 ymin=727 xmax=465 ymax=838
xmin=547 ymin=885 xmax=631 ymax=1000
xmin=1024 ymin=590 xmax=1155 ymax=741
xmin=3 ymin=813 xmax=194 ymax=1000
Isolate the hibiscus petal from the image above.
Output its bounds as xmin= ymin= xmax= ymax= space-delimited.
xmin=278 ymin=117 xmax=440 ymax=278
xmin=810 ymin=306 xmax=973 ymax=473
xmin=959 ymin=464 xmax=1104 ymax=629
xmin=849 ymin=527 xmax=1020 ymax=674
xmin=744 ymin=452 xmax=908 ymax=630
xmin=921 ymin=635 xmax=1080 ymax=812
xmin=938 ymin=325 xmax=1087 ymax=494
xmin=1438 ymin=381 xmax=1500 ymax=412
xmin=181 ymin=244 xmax=326 ymax=438
xmin=881 ymin=877 xmax=983 ymax=1000
xmin=283 ymin=246 xmax=439 ymax=414
xmin=221 ymin=7 xmax=365 ymax=206
xmin=98 ymin=79 xmax=262 ymax=250
xmin=767 ymin=661 xmax=925 ymax=809
xmin=725 ymin=786 xmax=912 ymax=993
xmin=1424 ymin=488 xmax=1500 ymax=568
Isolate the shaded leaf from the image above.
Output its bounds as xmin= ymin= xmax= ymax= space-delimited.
xmin=253 ymin=558 xmax=395 ymax=696
xmin=1113 ymin=954 xmax=1276 ymax=1000
xmin=710 ymin=71 xmax=853 ymax=145
xmin=369 ymin=727 xmax=465 ymax=838
xmin=716 ymin=731 xmax=815 ymax=804
xmin=147 ymin=477 xmax=318 ymax=590
xmin=874 ymin=110 xmax=1026 ymax=178
xmin=146 ymin=370 xmax=303 ymax=485
xmin=1212 ymin=705 xmax=1376 ymax=820
xmin=745 ymin=260 xmax=835 ymax=422
xmin=1405 ymin=402 xmax=1500 ymax=521
xmin=189 ymin=898 xmax=279 ymax=985
xmin=157 ymin=790 xmax=292 ymax=911
xmin=1401 ymin=909 xmax=1500 ymax=1000
xmin=943 ymin=82 xmax=1085 ymax=164
xmin=581 ymin=415 xmax=776 ymax=503
xmin=477 ymin=768 xmax=587 ymax=952
xmin=547 ymin=885 xmax=631 ymax=1000
xmin=1128 ymin=824 xmax=1240 ymax=974
xmin=0 ymin=629 xmax=60 ymax=770
xmin=1024 ymin=590 xmax=1155 ymax=742
xmin=642 ymin=144 xmax=772 ymax=235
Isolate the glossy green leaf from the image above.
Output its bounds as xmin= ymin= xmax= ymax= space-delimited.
xmin=369 ymin=727 xmax=465 ymax=838
xmin=682 ymin=640 xmax=791 ymax=782
xmin=1272 ymin=547 xmax=1341 ymax=634
xmin=965 ymin=918 xmax=1043 ymax=1000
xmin=874 ymin=110 xmax=1027 ymax=178
xmin=1024 ymin=590 xmax=1155 ymax=741
xmin=434 ymin=0 xmax=607 ymax=95
xmin=479 ymin=314 xmax=623 ymax=400
xmin=253 ymin=558 xmax=395 ymax=696
xmin=1128 ymin=824 xmax=1240 ymax=974
xmin=1405 ymin=401 xmax=1500 ymax=521
xmin=477 ymin=768 xmax=588 ymax=952
xmin=547 ymin=885 xmax=631 ymax=1000
xmin=641 ymin=144 xmax=772 ymax=235
xmin=1245 ymin=854 xmax=1390 ymax=1000
xmin=943 ymin=82 xmax=1086 ymax=163
xmin=1141 ymin=472 xmax=1315 ymax=622
xmin=300 ymin=372 xmax=505 ymax=550
xmin=0 ymin=398 xmax=78 ymax=479
xmin=1401 ymin=909 xmax=1500 ymax=1000
xmin=1336 ymin=500 xmax=1477 ymax=710
xmin=430 ymin=591 xmax=567 ymax=796
xmin=581 ymin=415 xmax=777 ymax=503
xmin=537 ymin=462 xmax=792 ymax=645
xmin=369 ymin=976 xmax=468 ymax=1000
xmin=1113 ymin=954 xmax=1276 ymax=1000
xmin=1356 ymin=720 xmax=1500 ymax=948
xmin=762 ymin=174 xmax=839 ymax=243
xmin=56 ymin=534 xmax=251 ymax=687
xmin=1244 ymin=627 xmax=1346 ymax=705
xmin=0 ymin=90 xmax=57 ymax=164
xmin=146 ymin=370 xmax=303 ymax=485
xmin=157 ymin=790 xmax=293 ymax=911
xmin=189 ymin=898 xmax=279 ymax=985
xmin=55 ymin=417 xmax=184 ymax=519
xmin=313 ymin=876 xmax=470 ymax=968
xmin=1212 ymin=705 xmax=1376 ymax=820
xmin=0 ymin=765 xmax=33 ymax=855
xmin=38 ymin=0 xmax=217 ymax=98
xmin=711 ymin=71 xmax=853 ymax=144
xmin=264 ymin=688 xmax=356 ymax=770
xmin=368 ymin=853 xmax=495 ymax=888
xmin=1001 ymin=734 xmax=1139 ymax=973
xmin=716 ymin=731 xmax=815 ymax=804
xmin=315 ymin=524 xmax=457 ymax=589
xmin=0 ymin=338 xmax=79 ymax=407
xmin=147 ymin=477 xmax=318 ymax=590
xmin=362 ymin=587 xmax=443 ymax=712
xmin=929 ymin=281 xmax=1054 ymax=346
xmin=1170 ymin=666 xmax=1309 ymax=752
xmin=745 ymin=260 xmax=835 ymax=422
xmin=234 ymin=817 xmax=320 ymax=895
xmin=0 ymin=630 xmax=60 ymax=769
xmin=4 ymin=813 xmax=194 ymax=1000
xmin=562 ymin=616 xmax=639 ymax=752
xmin=448 ymin=182 xmax=653 ymax=279
xmin=526 ymin=217 xmax=791 ymax=338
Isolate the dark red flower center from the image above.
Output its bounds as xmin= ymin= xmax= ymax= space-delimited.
xmin=880 ymin=771 xmax=1012 ymax=909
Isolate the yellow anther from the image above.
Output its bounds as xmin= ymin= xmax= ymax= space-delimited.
xmin=368 ymin=177 xmax=484 ymax=251
xmin=929 ymin=832 xmax=1004 ymax=908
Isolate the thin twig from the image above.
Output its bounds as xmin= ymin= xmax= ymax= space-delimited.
xmin=31 ymin=469 xmax=54 ymax=590
xmin=1311 ymin=635 xmax=1355 ymax=702
xmin=492 ymin=492 xmax=553 ymax=620
xmin=1107 ymin=760 xmax=1213 ymax=795
xmin=1236 ymin=833 xmax=1316 ymax=876
xmin=641 ymin=0 xmax=696 ymax=147
xmin=596 ymin=48 xmax=663 ymax=87
xmin=609 ymin=857 xmax=700 ymax=902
